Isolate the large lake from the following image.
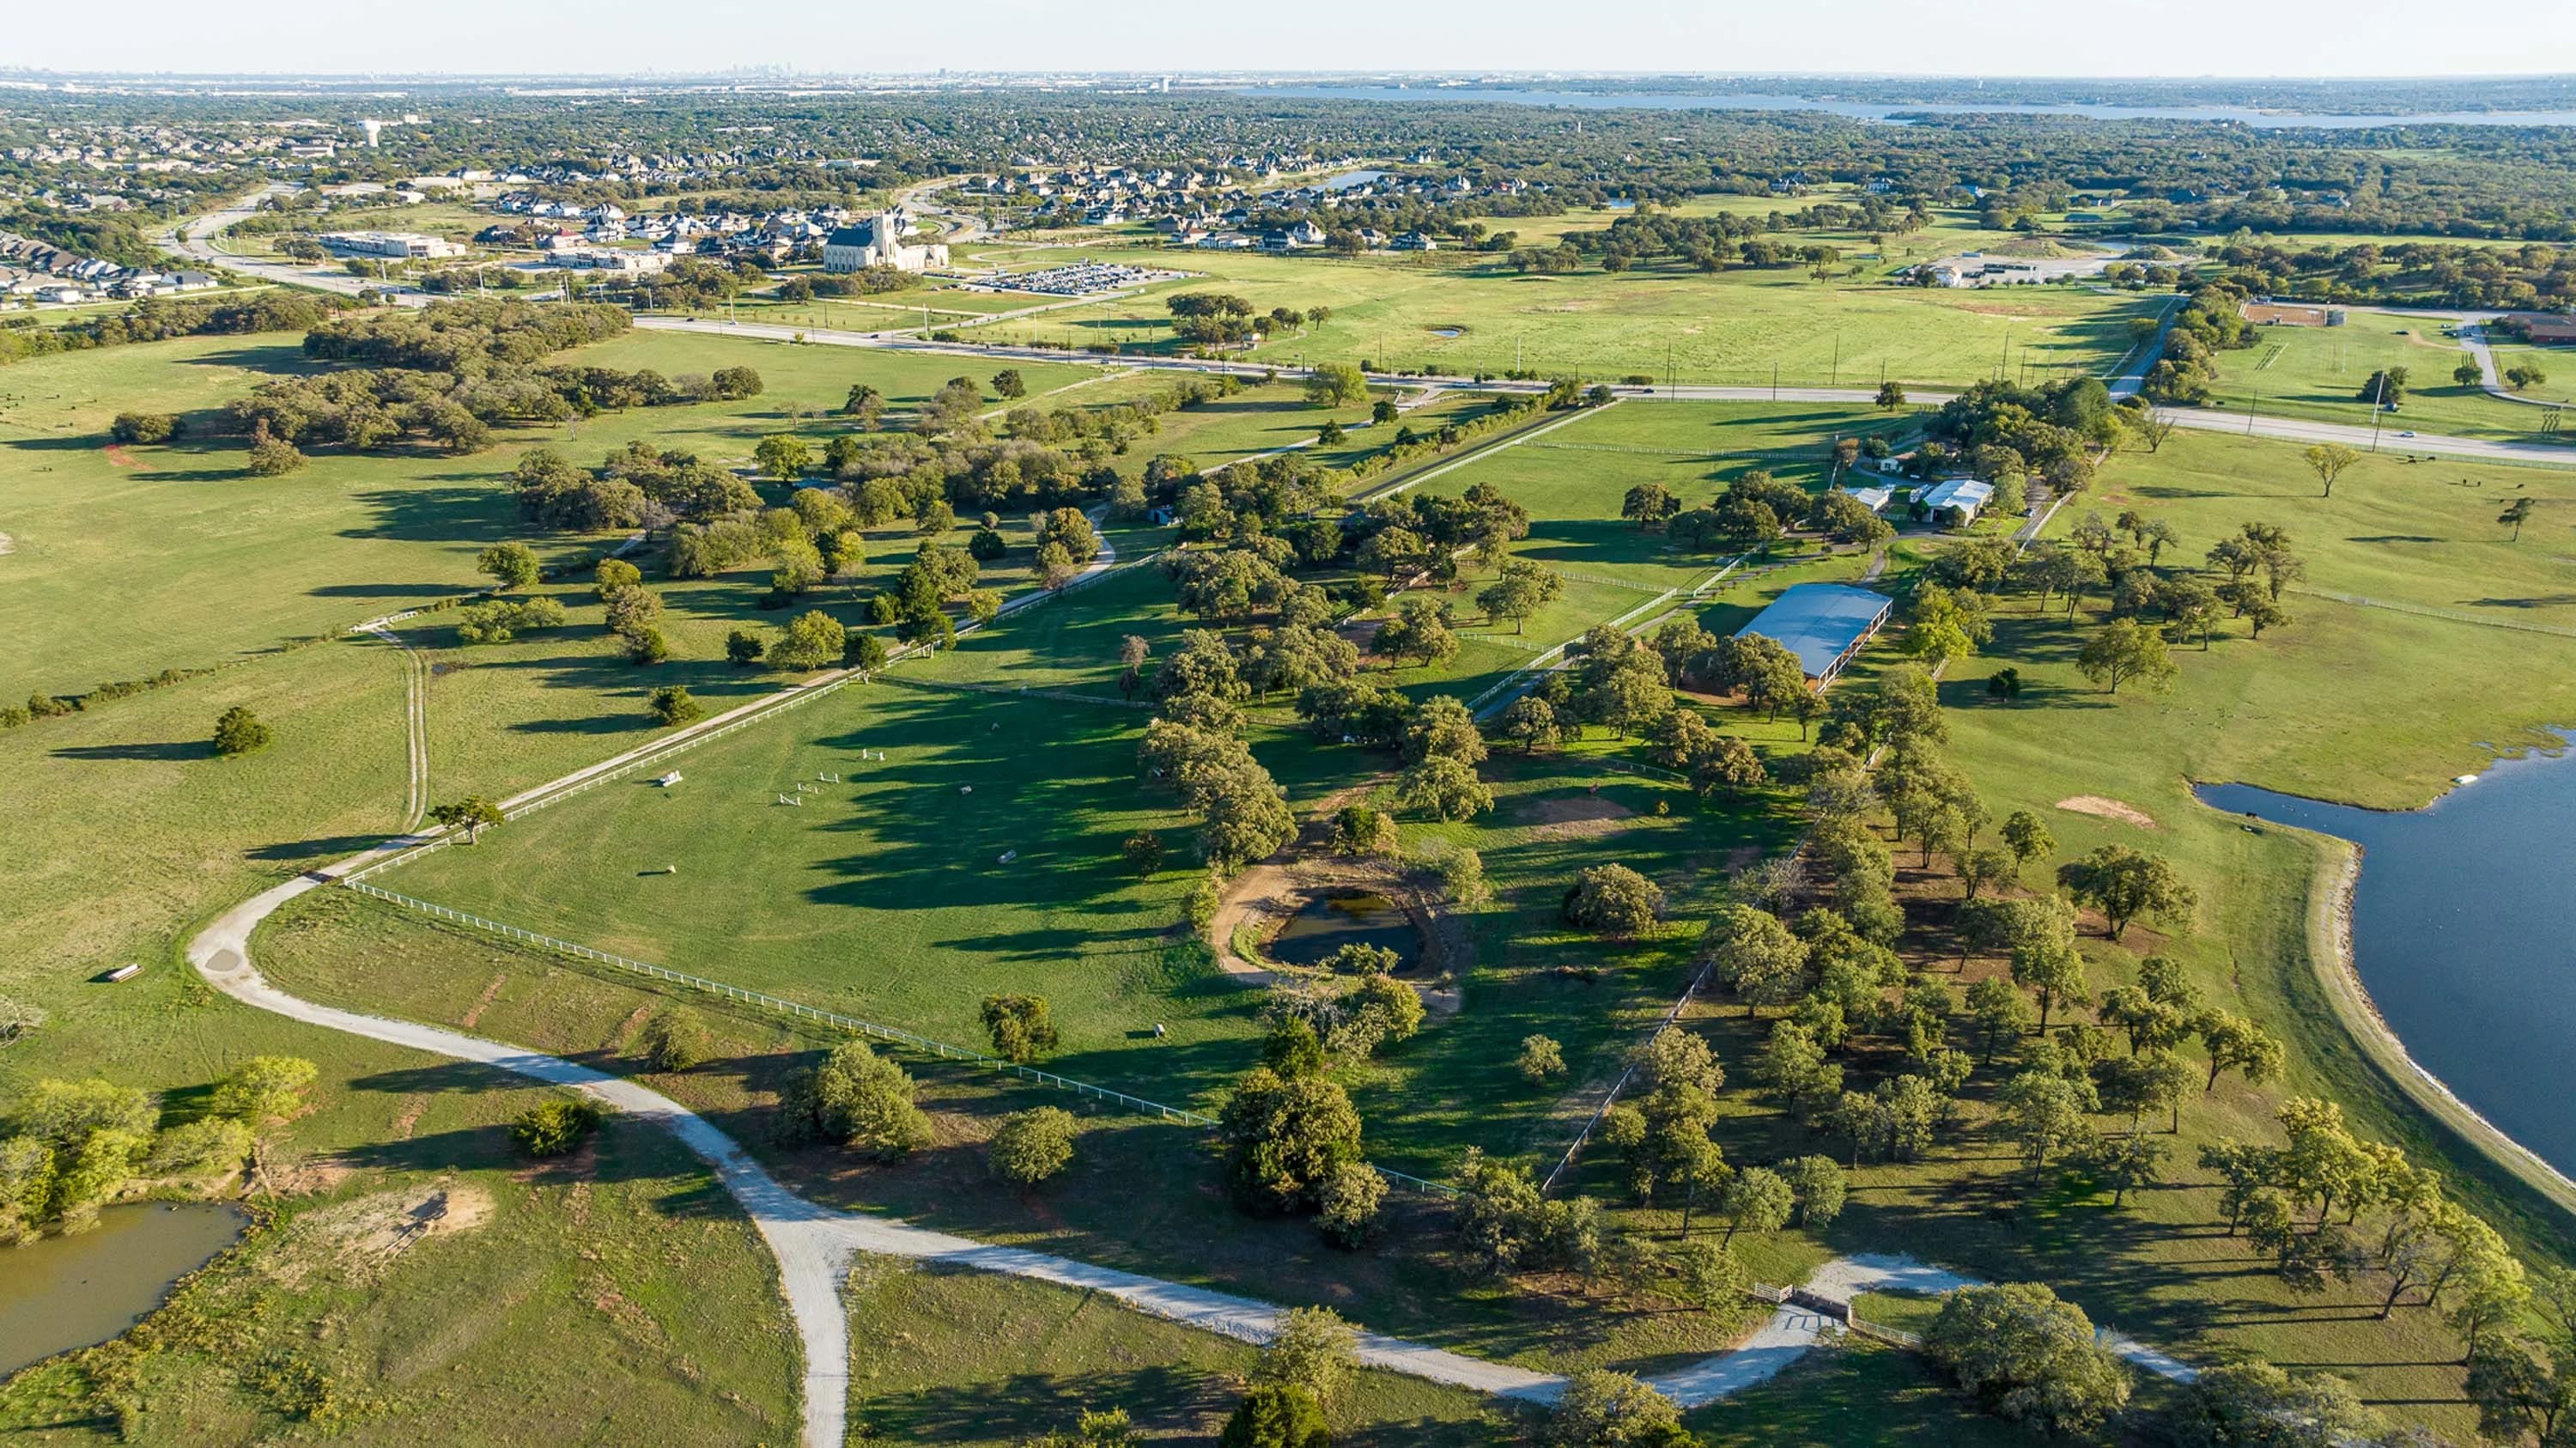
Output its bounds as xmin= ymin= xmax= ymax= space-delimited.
xmin=2196 ymin=733 xmax=2576 ymax=1178
xmin=1243 ymin=86 xmax=2576 ymax=130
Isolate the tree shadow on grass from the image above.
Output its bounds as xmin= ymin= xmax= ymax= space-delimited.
xmin=854 ymin=1364 xmax=1235 ymax=1445
xmin=248 ymin=833 xmax=392 ymax=861
xmin=51 ymin=740 xmax=213 ymax=762
xmin=341 ymin=481 xmax=523 ymax=545
xmin=307 ymin=581 xmax=474 ymax=600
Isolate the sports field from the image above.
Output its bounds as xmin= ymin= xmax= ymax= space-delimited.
xmin=2206 ymin=307 xmax=2576 ymax=443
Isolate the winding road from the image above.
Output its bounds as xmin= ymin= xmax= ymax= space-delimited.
xmin=146 ymin=191 xmax=2236 ymax=1442
xmin=191 ymin=861 xmax=2198 ymax=1445
xmin=185 ymin=545 xmax=2198 ymax=1447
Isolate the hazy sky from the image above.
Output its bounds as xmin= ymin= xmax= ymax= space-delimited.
xmin=14 ymin=0 xmax=2576 ymax=78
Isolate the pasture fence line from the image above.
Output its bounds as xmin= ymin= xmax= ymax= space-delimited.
xmin=342 ymin=668 xmax=878 ymax=884
xmin=347 ymin=526 xmax=1153 ymax=886
xmin=333 ymin=881 xmax=1458 ymax=1199
xmin=1846 ymin=1315 xmax=1923 ymax=1350
xmin=2291 ymin=586 xmax=2576 ymax=639
xmin=884 ymin=676 xmax=1151 ymax=709
xmin=343 ymin=879 xmax=1218 ymax=1123
xmin=1550 ymin=569 xmax=1679 ymax=594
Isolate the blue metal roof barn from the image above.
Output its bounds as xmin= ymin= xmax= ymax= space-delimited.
xmin=1735 ymin=582 xmax=1895 ymax=684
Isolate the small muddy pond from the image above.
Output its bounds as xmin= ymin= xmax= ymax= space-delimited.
xmin=0 ymin=1202 xmax=247 ymax=1376
xmin=1267 ymin=891 xmax=1423 ymax=972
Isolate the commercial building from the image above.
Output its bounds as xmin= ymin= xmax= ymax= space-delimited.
xmin=319 ymin=230 xmax=462 ymax=260
xmin=1735 ymin=582 xmax=1894 ymax=687
xmin=2499 ymin=311 xmax=2576 ymax=345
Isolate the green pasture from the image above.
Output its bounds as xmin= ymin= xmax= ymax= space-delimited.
xmin=840 ymin=1257 xmax=1499 ymax=1445
xmin=1406 ymin=399 xmax=1914 ymax=587
xmin=0 ymin=327 xmax=1112 ymax=699
xmin=2208 ymin=307 xmax=2575 ymax=442
xmin=946 ymin=238 xmax=2157 ymax=390
xmin=385 ymin=678 xmax=1266 ymax=1104
xmin=255 ymin=885 xmax=1780 ymax=1373
xmin=0 ymin=640 xmax=797 ymax=1444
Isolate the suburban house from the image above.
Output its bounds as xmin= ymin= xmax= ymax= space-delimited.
xmin=823 ymin=212 xmax=948 ymax=273
xmin=1839 ymin=484 xmax=1894 ymax=514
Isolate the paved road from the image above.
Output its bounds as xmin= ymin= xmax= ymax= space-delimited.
xmin=191 ymin=866 xmax=2200 ymax=1431
xmin=2152 ymin=401 xmax=2576 ymax=462
xmin=180 ymin=510 xmax=2210 ymax=1440
xmin=164 ymin=192 xmax=2576 ymax=469
xmin=161 ymin=186 xmax=432 ymax=307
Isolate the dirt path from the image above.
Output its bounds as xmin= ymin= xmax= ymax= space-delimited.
xmin=357 ymin=621 xmax=430 ymax=833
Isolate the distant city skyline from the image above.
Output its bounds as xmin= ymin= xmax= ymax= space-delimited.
xmin=10 ymin=0 xmax=2576 ymax=82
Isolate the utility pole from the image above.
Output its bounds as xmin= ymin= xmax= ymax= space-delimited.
xmin=1771 ymin=361 xmax=1779 ymax=401
xmin=2368 ymin=372 xmax=2386 ymax=452
xmin=1831 ymin=332 xmax=1839 ymax=387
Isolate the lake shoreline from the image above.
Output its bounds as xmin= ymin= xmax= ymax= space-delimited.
xmin=2293 ymin=830 xmax=2576 ymax=1220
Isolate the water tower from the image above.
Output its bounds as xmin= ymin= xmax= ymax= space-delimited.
xmin=362 ymin=119 xmax=383 ymax=148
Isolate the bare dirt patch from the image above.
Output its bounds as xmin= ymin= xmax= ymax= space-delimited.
xmin=2055 ymin=794 xmax=2158 ymax=830
xmin=0 ymin=532 xmax=14 ymax=556
xmin=102 ymin=444 xmax=137 ymax=468
xmin=605 ymin=1001 xmax=653 ymax=1054
xmin=1205 ymin=799 xmax=1469 ymax=1019
xmin=1943 ymin=300 xmax=2048 ymax=319
xmin=459 ymin=972 xmax=507 ymax=1029
xmin=1518 ymin=794 xmax=1638 ymax=839
xmin=266 ymin=1181 xmax=495 ymax=1285
xmin=263 ymin=1158 xmax=354 ymax=1197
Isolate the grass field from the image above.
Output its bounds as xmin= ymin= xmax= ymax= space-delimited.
xmin=386 ymin=678 xmax=1267 ymax=1100
xmin=252 ymin=886 xmax=1783 ymax=1373
xmin=0 ymin=327 xmax=1114 ymax=700
xmin=841 ymin=1259 xmax=1499 ymax=1445
xmin=0 ymin=632 xmax=801 ymax=1441
xmin=21 ymin=264 xmax=2576 ymax=1442
xmin=2207 ymin=308 xmax=2576 ymax=443
xmin=945 ymin=234 xmax=2158 ymax=389
xmin=0 ymin=1106 xmax=800 ymax=1447
xmin=1562 ymin=423 xmax=2576 ymax=1437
